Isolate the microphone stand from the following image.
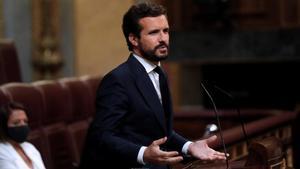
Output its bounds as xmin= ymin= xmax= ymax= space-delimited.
xmin=201 ymin=83 xmax=229 ymax=169
xmin=213 ymin=85 xmax=250 ymax=148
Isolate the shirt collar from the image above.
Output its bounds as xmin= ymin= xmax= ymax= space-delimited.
xmin=133 ymin=53 xmax=160 ymax=73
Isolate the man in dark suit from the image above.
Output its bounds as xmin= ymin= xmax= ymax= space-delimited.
xmin=80 ymin=2 xmax=227 ymax=169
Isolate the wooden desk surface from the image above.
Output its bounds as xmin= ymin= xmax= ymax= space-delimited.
xmin=173 ymin=160 xmax=262 ymax=169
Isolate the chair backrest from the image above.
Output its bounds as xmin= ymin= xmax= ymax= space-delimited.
xmin=59 ymin=77 xmax=93 ymax=122
xmin=28 ymin=128 xmax=52 ymax=169
xmin=1 ymin=83 xmax=44 ymax=129
xmin=66 ymin=120 xmax=89 ymax=167
xmin=42 ymin=122 xmax=75 ymax=169
xmin=79 ymin=75 xmax=102 ymax=117
xmin=33 ymin=81 xmax=73 ymax=125
xmin=0 ymin=88 xmax=11 ymax=106
xmin=0 ymin=39 xmax=22 ymax=85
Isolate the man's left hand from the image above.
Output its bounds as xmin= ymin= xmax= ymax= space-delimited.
xmin=188 ymin=135 xmax=228 ymax=160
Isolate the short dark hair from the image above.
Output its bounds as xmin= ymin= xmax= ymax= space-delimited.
xmin=122 ymin=2 xmax=167 ymax=51
xmin=0 ymin=102 xmax=27 ymax=142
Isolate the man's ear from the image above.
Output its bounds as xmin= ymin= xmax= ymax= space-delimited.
xmin=129 ymin=33 xmax=138 ymax=47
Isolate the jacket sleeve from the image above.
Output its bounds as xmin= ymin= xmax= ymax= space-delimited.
xmin=166 ymin=130 xmax=189 ymax=154
xmin=88 ymin=72 xmax=141 ymax=166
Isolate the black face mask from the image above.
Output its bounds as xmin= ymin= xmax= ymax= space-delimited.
xmin=7 ymin=125 xmax=30 ymax=143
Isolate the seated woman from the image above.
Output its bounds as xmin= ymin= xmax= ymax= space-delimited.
xmin=0 ymin=102 xmax=46 ymax=169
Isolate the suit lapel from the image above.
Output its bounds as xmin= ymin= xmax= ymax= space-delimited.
xmin=127 ymin=55 xmax=167 ymax=133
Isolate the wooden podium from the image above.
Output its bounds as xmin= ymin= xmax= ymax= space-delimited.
xmin=180 ymin=137 xmax=289 ymax=169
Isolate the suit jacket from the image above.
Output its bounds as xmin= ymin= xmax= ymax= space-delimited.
xmin=80 ymin=55 xmax=187 ymax=169
xmin=0 ymin=142 xmax=46 ymax=169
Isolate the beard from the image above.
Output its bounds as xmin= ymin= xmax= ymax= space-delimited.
xmin=139 ymin=42 xmax=169 ymax=62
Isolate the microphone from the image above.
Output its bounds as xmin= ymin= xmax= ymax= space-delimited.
xmin=213 ymin=85 xmax=250 ymax=148
xmin=201 ymin=83 xmax=229 ymax=169
xmin=203 ymin=123 xmax=218 ymax=138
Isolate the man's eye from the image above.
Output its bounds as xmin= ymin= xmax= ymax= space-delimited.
xmin=149 ymin=30 xmax=159 ymax=35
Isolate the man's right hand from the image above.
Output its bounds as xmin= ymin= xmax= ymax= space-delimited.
xmin=143 ymin=137 xmax=183 ymax=165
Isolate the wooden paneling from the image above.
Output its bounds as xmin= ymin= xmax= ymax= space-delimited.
xmin=280 ymin=0 xmax=300 ymax=28
xmin=165 ymin=0 xmax=300 ymax=30
xmin=172 ymin=109 xmax=297 ymax=169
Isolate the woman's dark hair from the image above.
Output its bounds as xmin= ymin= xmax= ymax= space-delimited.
xmin=122 ymin=2 xmax=167 ymax=51
xmin=0 ymin=102 xmax=27 ymax=142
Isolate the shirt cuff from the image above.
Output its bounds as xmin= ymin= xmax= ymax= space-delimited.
xmin=137 ymin=146 xmax=147 ymax=165
xmin=182 ymin=141 xmax=193 ymax=155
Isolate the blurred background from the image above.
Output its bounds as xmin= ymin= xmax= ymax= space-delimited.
xmin=3 ymin=0 xmax=299 ymax=110
xmin=1 ymin=1 xmax=300 ymax=168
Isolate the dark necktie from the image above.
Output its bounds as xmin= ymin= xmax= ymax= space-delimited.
xmin=154 ymin=66 xmax=169 ymax=117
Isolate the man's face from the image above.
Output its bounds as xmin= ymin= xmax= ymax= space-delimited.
xmin=133 ymin=15 xmax=169 ymax=63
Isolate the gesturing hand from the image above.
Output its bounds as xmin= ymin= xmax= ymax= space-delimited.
xmin=188 ymin=135 xmax=228 ymax=160
xmin=144 ymin=137 xmax=183 ymax=165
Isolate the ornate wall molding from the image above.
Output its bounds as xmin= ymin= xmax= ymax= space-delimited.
xmin=32 ymin=0 xmax=63 ymax=80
